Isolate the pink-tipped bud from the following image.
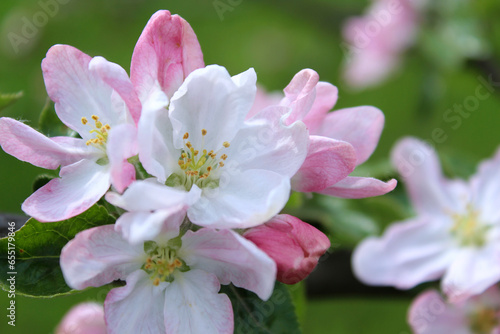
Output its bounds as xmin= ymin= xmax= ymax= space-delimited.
xmin=56 ymin=302 xmax=106 ymax=334
xmin=243 ymin=214 xmax=330 ymax=284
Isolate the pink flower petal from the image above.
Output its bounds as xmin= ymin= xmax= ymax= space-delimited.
xmin=302 ymin=82 xmax=338 ymax=134
xmin=352 ymin=217 xmax=457 ymax=289
xmin=244 ymin=214 xmax=330 ymax=285
xmin=22 ymin=159 xmax=111 ymax=222
xmin=291 ymin=136 xmax=356 ymax=192
xmin=106 ymin=123 xmax=138 ymax=193
xmin=56 ymin=302 xmax=106 ymax=334
xmin=105 ymin=270 xmax=166 ymax=334
xmin=318 ymin=176 xmax=397 ymax=199
xmin=42 ymin=45 xmax=128 ymax=137
xmin=0 ymin=117 xmax=97 ymax=169
xmin=181 ymin=229 xmax=276 ymax=300
xmin=317 ymin=106 xmax=385 ymax=165
xmin=246 ymin=85 xmax=283 ymax=120
xmin=131 ymin=10 xmax=204 ymax=100
xmin=164 ymin=270 xmax=233 ymax=334
xmin=408 ymin=290 xmax=467 ymax=334
xmin=391 ymin=137 xmax=468 ymax=215
xmin=89 ymin=56 xmax=141 ymax=124
xmin=60 ymin=225 xmax=144 ymax=290
xmin=281 ymin=69 xmax=319 ymax=125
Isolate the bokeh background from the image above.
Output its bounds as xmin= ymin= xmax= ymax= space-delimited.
xmin=1 ymin=0 xmax=500 ymax=333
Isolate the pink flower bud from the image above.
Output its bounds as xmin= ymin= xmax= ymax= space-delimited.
xmin=56 ymin=302 xmax=106 ymax=334
xmin=243 ymin=214 xmax=330 ymax=284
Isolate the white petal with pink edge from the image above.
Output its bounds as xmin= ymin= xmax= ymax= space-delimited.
xmin=60 ymin=225 xmax=144 ymax=290
xmin=22 ymin=159 xmax=111 ymax=222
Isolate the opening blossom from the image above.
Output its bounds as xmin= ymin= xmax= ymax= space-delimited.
xmin=353 ymin=137 xmax=500 ymax=303
xmin=60 ymin=218 xmax=276 ymax=334
xmin=248 ymin=69 xmax=396 ymax=199
xmin=409 ymin=286 xmax=500 ymax=334
xmin=0 ymin=46 xmax=141 ymax=222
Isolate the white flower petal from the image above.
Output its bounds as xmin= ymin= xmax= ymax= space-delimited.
xmin=442 ymin=245 xmax=500 ymax=303
xmin=164 ymin=270 xmax=233 ymax=334
xmin=353 ymin=217 xmax=457 ymax=289
xmin=105 ymin=270 xmax=166 ymax=334
xmin=169 ymin=65 xmax=256 ymax=151
xmin=180 ymin=229 xmax=276 ymax=300
xmin=188 ymin=170 xmax=290 ymax=229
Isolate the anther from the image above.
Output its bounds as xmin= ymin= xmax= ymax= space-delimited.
xmin=201 ymin=129 xmax=207 ymax=136
xmin=221 ymin=154 xmax=228 ymax=160
xmin=223 ymin=142 xmax=230 ymax=148
xmin=183 ymin=132 xmax=189 ymax=140
xmin=81 ymin=117 xmax=88 ymax=125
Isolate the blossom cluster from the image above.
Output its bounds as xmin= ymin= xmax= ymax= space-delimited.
xmin=353 ymin=138 xmax=500 ymax=333
xmin=0 ymin=10 xmax=395 ymax=333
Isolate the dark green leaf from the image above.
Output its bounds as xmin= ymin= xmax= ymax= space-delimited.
xmin=32 ymin=174 xmax=57 ymax=192
xmin=0 ymin=91 xmax=23 ymax=111
xmin=222 ymin=282 xmax=301 ymax=334
xmin=0 ymin=205 xmax=115 ymax=297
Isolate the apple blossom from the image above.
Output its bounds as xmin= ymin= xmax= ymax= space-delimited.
xmin=353 ymin=137 xmax=500 ymax=303
xmin=106 ymin=64 xmax=309 ymax=242
xmin=408 ymin=287 xmax=500 ymax=334
xmin=342 ymin=0 xmax=420 ymax=88
xmin=243 ymin=214 xmax=330 ymax=284
xmin=60 ymin=220 xmax=276 ymax=334
xmin=56 ymin=302 xmax=106 ymax=334
xmin=0 ymin=45 xmax=141 ymax=222
xmin=247 ymin=68 xmax=396 ymax=198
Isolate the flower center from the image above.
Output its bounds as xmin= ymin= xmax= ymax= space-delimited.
xmin=81 ymin=115 xmax=111 ymax=149
xmin=141 ymin=239 xmax=188 ymax=286
xmin=450 ymin=205 xmax=489 ymax=247
xmin=166 ymin=129 xmax=230 ymax=191
xmin=469 ymin=307 xmax=499 ymax=334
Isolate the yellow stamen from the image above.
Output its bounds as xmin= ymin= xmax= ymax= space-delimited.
xmin=153 ymin=277 xmax=161 ymax=286
xmin=223 ymin=141 xmax=230 ymax=148
xmin=201 ymin=129 xmax=207 ymax=136
xmin=183 ymin=132 xmax=189 ymax=140
xmin=219 ymin=162 xmax=225 ymax=167
xmin=221 ymin=154 xmax=228 ymax=160
xmin=81 ymin=117 xmax=88 ymax=125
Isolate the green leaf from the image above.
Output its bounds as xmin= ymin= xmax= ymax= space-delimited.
xmin=222 ymin=282 xmax=301 ymax=334
xmin=38 ymin=98 xmax=75 ymax=137
xmin=0 ymin=205 xmax=115 ymax=297
xmin=0 ymin=91 xmax=23 ymax=111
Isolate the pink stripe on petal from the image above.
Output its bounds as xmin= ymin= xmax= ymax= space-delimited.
xmin=131 ymin=10 xmax=204 ymax=100
xmin=0 ymin=117 xmax=96 ymax=169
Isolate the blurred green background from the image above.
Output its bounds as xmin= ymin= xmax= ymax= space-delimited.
xmin=1 ymin=0 xmax=500 ymax=333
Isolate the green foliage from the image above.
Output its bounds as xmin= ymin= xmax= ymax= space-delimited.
xmin=0 ymin=91 xmax=23 ymax=111
xmin=222 ymin=282 xmax=301 ymax=334
xmin=0 ymin=205 xmax=115 ymax=297
xmin=38 ymin=98 xmax=76 ymax=137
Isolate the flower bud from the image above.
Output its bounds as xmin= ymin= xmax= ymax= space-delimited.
xmin=243 ymin=214 xmax=330 ymax=284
